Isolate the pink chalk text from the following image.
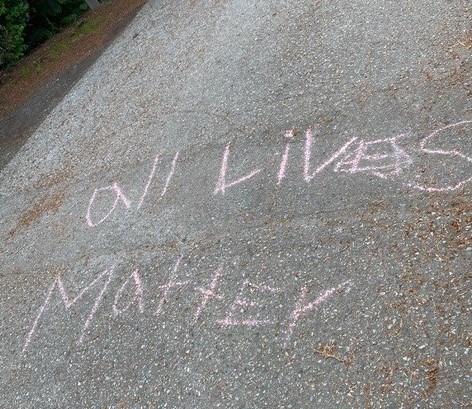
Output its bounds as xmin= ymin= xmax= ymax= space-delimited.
xmin=23 ymin=257 xmax=350 ymax=352
xmin=85 ymin=120 xmax=471 ymax=227
xmin=23 ymin=265 xmax=115 ymax=352
xmin=214 ymin=143 xmax=262 ymax=195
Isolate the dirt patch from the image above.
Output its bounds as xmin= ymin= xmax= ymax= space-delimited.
xmin=0 ymin=0 xmax=147 ymax=170
xmin=422 ymin=358 xmax=441 ymax=396
xmin=426 ymin=367 xmax=440 ymax=393
xmin=457 ymin=29 xmax=472 ymax=50
xmin=17 ymin=190 xmax=67 ymax=229
xmin=313 ymin=342 xmax=351 ymax=366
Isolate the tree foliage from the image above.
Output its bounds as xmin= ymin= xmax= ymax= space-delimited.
xmin=26 ymin=0 xmax=88 ymax=50
xmin=0 ymin=0 xmax=92 ymax=70
xmin=0 ymin=0 xmax=29 ymax=68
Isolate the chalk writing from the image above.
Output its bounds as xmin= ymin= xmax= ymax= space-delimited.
xmin=408 ymin=120 xmax=472 ymax=192
xmin=137 ymin=154 xmax=160 ymax=210
xmin=277 ymin=130 xmax=295 ymax=184
xmin=22 ymin=256 xmax=349 ymax=352
xmin=28 ymin=120 xmax=470 ymax=352
xmin=304 ymin=130 xmax=359 ymax=181
xmin=84 ymin=120 xmax=471 ymax=227
xmin=113 ymin=270 xmax=144 ymax=316
xmin=86 ymin=184 xmax=130 ymax=227
xmin=137 ymin=151 xmax=180 ymax=210
xmin=154 ymin=256 xmax=189 ymax=316
xmin=23 ymin=265 xmax=115 ymax=352
xmin=285 ymin=280 xmax=351 ymax=344
xmin=193 ymin=265 xmax=223 ymax=323
xmin=333 ymin=134 xmax=413 ymax=179
xmin=214 ymin=143 xmax=262 ymax=195
xmin=161 ymin=151 xmax=180 ymax=199
xmin=87 ymin=153 xmax=179 ymax=227
xmin=217 ymin=279 xmax=280 ymax=327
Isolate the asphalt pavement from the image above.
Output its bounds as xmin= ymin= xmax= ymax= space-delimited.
xmin=0 ymin=0 xmax=471 ymax=407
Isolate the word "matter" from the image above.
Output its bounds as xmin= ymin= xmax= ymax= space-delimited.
xmin=23 ymin=255 xmax=352 ymax=352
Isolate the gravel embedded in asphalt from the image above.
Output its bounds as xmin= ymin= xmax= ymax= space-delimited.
xmin=0 ymin=0 xmax=470 ymax=407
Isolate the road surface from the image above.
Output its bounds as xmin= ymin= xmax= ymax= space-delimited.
xmin=1 ymin=0 xmax=471 ymax=407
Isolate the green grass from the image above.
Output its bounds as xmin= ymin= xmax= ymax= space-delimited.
xmin=49 ymin=40 xmax=69 ymax=59
xmin=19 ymin=60 xmax=44 ymax=79
xmin=48 ymin=15 xmax=104 ymax=60
xmin=73 ymin=17 xmax=103 ymax=37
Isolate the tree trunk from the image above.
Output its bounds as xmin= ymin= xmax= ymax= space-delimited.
xmin=84 ymin=0 xmax=101 ymax=11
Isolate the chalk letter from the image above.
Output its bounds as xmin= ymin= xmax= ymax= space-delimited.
xmin=86 ymin=183 xmax=131 ymax=227
xmin=218 ymin=280 xmax=280 ymax=327
xmin=137 ymin=151 xmax=180 ymax=210
xmin=285 ymin=280 xmax=351 ymax=344
xmin=304 ymin=128 xmax=358 ymax=181
xmin=23 ymin=265 xmax=115 ymax=352
xmin=408 ymin=120 xmax=472 ymax=192
xmin=137 ymin=154 xmax=160 ymax=210
xmin=155 ymin=256 xmax=190 ymax=316
xmin=277 ymin=130 xmax=296 ymax=185
xmin=334 ymin=134 xmax=412 ymax=179
xmin=193 ymin=265 xmax=223 ymax=323
xmin=214 ymin=144 xmax=261 ymax=195
xmin=113 ymin=270 xmax=144 ymax=316
xmin=160 ymin=151 xmax=180 ymax=199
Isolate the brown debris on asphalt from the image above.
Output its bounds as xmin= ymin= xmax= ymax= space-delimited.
xmin=314 ymin=342 xmax=351 ymax=366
